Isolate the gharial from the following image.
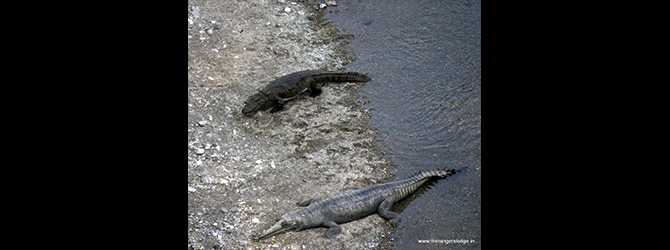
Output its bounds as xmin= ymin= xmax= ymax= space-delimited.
xmin=241 ymin=70 xmax=371 ymax=116
xmin=252 ymin=168 xmax=459 ymax=240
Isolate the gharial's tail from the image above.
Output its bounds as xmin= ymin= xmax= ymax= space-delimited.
xmin=387 ymin=167 xmax=459 ymax=202
xmin=413 ymin=167 xmax=459 ymax=179
xmin=312 ymin=71 xmax=372 ymax=83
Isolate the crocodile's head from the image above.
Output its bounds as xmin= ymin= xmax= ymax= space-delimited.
xmin=252 ymin=215 xmax=306 ymax=241
xmin=242 ymin=92 xmax=272 ymax=116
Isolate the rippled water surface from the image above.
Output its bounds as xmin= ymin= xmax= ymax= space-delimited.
xmin=323 ymin=0 xmax=481 ymax=248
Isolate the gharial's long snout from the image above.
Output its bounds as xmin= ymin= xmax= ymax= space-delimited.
xmin=252 ymin=221 xmax=294 ymax=241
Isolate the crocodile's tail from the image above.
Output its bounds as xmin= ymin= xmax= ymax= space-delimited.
xmin=312 ymin=72 xmax=372 ymax=83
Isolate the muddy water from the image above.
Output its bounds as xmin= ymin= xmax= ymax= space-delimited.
xmin=322 ymin=0 xmax=481 ymax=248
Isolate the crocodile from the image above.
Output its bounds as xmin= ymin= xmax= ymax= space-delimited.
xmin=241 ymin=70 xmax=371 ymax=116
xmin=252 ymin=168 xmax=458 ymax=240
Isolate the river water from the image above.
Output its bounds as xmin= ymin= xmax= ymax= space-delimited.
xmin=187 ymin=0 xmax=479 ymax=249
xmin=323 ymin=0 xmax=481 ymax=248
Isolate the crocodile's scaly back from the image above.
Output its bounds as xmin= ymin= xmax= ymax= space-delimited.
xmin=252 ymin=168 xmax=459 ymax=240
xmin=242 ymin=70 xmax=371 ymax=116
xmin=294 ymin=70 xmax=371 ymax=85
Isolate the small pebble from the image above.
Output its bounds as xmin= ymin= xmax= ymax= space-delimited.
xmin=252 ymin=218 xmax=260 ymax=223
xmin=220 ymin=207 xmax=229 ymax=213
xmin=326 ymin=0 xmax=337 ymax=6
xmin=191 ymin=6 xmax=200 ymax=17
xmin=284 ymin=7 xmax=291 ymax=13
xmin=206 ymin=29 xmax=213 ymax=34
xmin=277 ymin=0 xmax=285 ymax=3
xmin=198 ymin=120 xmax=207 ymax=126
xmin=319 ymin=3 xmax=327 ymax=9
xmin=188 ymin=186 xmax=196 ymax=192
xmin=255 ymin=159 xmax=262 ymax=164
xmin=196 ymin=148 xmax=205 ymax=155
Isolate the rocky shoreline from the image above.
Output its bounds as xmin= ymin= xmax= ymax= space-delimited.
xmin=188 ymin=1 xmax=390 ymax=249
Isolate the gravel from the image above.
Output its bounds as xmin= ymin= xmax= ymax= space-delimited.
xmin=188 ymin=1 xmax=389 ymax=249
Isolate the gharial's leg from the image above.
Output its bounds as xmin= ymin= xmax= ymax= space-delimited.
xmin=378 ymin=197 xmax=401 ymax=227
xmin=323 ymin=221 xmax=342 ymax=238
xmin=296 ymin=198 xmax=321 ymax=207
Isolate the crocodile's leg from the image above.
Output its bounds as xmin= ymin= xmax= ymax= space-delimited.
xmin=269 ymin=93 xmax=285 ymax=113
xmin=323 ymin=221 xmax=342 ymax=238
xmin=378 ymin=197 xmax=401 ymax=227
xmin=296 ymin=198 xmax=321 ymax=207
xmin=302 ymin=76 xmax=322 ymax=98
